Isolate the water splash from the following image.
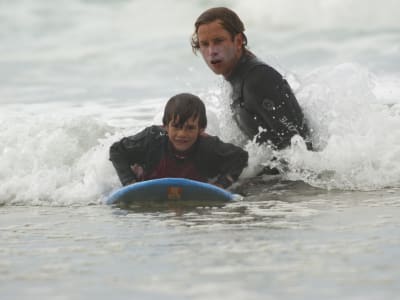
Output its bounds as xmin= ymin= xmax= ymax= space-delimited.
xmin=279 ymin=63 xmax=400 ymax=190
xmin=0 ymin=109 xmax=119 ymax=206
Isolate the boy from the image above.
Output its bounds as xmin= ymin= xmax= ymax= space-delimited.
xmin=109 ymin=93 xmax=248 ymax=188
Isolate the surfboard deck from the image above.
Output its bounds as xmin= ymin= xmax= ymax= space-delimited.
xmin=106 ymin=178 xmax=234 ymax=208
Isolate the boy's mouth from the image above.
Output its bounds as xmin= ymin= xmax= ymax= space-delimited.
xmin=175 ymin=139 xmax=188 ymax=144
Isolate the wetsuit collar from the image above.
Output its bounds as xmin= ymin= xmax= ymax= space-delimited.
xmin=225 ymin=50 xmax=255 ymax=82
xmin=167 ymin=140 xmax=198 ymax=160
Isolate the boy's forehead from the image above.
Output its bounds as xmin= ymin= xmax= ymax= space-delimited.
xmin=172 ymin=114 xmax=199 ymax=124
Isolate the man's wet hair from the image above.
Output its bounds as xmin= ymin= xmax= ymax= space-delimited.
xmin=162 ymin=93 xmax=207 ymax=129
xmin=191 ymin=7 xmax=248 ymax=54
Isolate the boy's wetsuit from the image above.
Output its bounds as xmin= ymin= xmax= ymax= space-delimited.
xmin=109 ymin=126 xmax=248 ymax=188
xmin=227 ymin=51 xmax=312 ymax=150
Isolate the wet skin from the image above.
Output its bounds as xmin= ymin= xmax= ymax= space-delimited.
xmin=165 ymin=116 xmax=204 ymax=152
xmin=197 ymin=20 xmax=243 ymax=78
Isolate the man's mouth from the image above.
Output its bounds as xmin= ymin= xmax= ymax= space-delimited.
xmin=210 ymin=59 xmax=222 ymax=65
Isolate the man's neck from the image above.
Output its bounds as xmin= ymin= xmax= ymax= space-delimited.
xmin=224 ymin=50 xmax=250 ymax=81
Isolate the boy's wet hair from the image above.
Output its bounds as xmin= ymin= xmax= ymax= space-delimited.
xmin=191 ymin=7 xmax=248 ymax=54
xmin=162 ymin=93 xmax=207 ymax=128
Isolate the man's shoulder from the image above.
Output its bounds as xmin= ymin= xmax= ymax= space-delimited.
xmin=245 ymin=56 xmax=282 ymax=81
xmin=237 ymin=58 xmax=283 ymax=95
xmin=231 ymin=52 xmax=283 ymax=84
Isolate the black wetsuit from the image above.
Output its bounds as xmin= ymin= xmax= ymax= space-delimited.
xmin=109 ymin=126 xmax=248 ymax=188
xmin=227 ymin=51 xmax=312 ymax=150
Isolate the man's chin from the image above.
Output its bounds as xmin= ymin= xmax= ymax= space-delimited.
xmin=205 ymin=62 xmax=220 ymax=73
xmin=209 ymin=66 xmax=223 ymax=75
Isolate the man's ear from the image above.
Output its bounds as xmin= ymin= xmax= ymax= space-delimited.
xmin=234 ymin=33 xmax=244 ymax=50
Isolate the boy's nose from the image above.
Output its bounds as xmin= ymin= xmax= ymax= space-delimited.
xmin=176 ymin=128 xmax=187 ymax=136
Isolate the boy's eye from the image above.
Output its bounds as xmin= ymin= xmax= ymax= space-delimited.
xmin=170 ymin=123 xmax=197 ymax=131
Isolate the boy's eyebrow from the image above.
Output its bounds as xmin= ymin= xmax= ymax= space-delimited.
xmin=172 ymin=114 xmax=199 ymax=125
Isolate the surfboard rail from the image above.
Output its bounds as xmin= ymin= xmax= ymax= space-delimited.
xmin=106 ymin=177 xmax=234 ymax=206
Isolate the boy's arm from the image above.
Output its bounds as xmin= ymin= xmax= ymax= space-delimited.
xmin=109 ymin=127 xmax=150 ymax=186
xmin=203 ymin=136 xmax=248 ymax=188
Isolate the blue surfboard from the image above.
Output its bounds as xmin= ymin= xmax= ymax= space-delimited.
xmin=106 ymin=178 xmax=234 ymax=207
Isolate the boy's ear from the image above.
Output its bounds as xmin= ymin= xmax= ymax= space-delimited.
xmin=199 ymin=128 xmax=205 ymax=135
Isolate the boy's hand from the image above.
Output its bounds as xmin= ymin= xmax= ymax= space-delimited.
xmin=130 ymin=163 xmax=144 ymax=181
xmin=211 ymin=182 xmax=224 ymax=188
xmin=213 ymin=175 xmax=234 ymax=189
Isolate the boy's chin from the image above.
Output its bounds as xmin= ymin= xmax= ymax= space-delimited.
xmin=171 ymin=142 xmax=194 ymax=153
xmin=173 ymin=145 xmax=190 ymax=152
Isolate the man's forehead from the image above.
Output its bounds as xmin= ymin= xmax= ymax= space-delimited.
xmin=198 ymin=20 xmax=227 ymax=36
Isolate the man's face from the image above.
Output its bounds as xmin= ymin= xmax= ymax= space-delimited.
xmin=165 ymin=116 xmax=204 ymax=152
xmin=197 ymin=20 xmax=243 ymax=78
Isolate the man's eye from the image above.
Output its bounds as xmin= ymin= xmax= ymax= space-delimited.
xmin=200 ymin=41 xmax=209 ymax=47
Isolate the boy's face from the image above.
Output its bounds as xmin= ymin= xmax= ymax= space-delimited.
xmin=165 ymin=116 xmax=204 ymax=152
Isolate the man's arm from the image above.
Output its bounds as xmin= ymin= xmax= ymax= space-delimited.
xmin=242 ymin=65 xmax=307 ymax=149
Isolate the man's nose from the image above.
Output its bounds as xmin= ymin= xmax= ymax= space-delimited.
xmin=208 ymin=44 xmax=219 ymax=56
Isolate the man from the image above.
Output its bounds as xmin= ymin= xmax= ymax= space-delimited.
xmin=191 ymin=7 xmax=312 ymax=150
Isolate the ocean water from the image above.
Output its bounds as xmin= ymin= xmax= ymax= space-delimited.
xmin=1 ymin=0 xmax=400 ymax=299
